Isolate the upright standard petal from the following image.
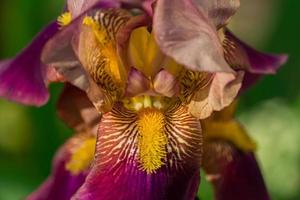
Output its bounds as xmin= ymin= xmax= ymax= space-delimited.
xmin=153 ymin=0 xmax=233 ymax=73
xmin=74 ymin=103 xmax=202 ymax=200
xmin=222 ymin=29 xmax=288 ymax=74
xmin=67 ymin=0 xmax=120 ymax=18
xmin=0 ymin=22 xmax=59 ymax=106
xmin=195 ymin=0 xmax=240 ymax=28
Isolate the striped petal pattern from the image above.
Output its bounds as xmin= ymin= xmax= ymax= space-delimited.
xmin=74 ymin=103 xmax=202 ymax=200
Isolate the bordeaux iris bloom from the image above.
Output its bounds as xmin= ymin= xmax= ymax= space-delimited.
xmin=0 ymin=0 xmax=287 ymax=200
xmin=202 ymin=101 xmax=270 ymax=200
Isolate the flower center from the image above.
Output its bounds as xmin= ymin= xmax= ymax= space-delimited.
xmin=137 ymin=108 xmax=167 ymax=174
xmin=123 ymin=95 xmax=168 ymax=111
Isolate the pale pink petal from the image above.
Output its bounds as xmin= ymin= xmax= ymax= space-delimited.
xmin=153 ymin=0 xmax=233 ymax=73
xmin=153 ymin=69 xmax=180 ymax=97
xmin=195 ymin=0 xmax=240 ymax=28
xmin=188 ymin=71 xmax=244 ymax=119
xmin=125 ymin=68 xmax=150 ymax=97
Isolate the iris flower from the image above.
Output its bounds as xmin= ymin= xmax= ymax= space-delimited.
xmin=0 ymin=0 xmax=287 ymax=199
xmin=202 ymin=101 xmax=270 ymax=200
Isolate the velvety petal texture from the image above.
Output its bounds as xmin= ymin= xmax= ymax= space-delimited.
xmin=74 ymin=103 xmax=202 ymax=200
xmin=217 ymin=151 xmax=270 ymax=200
xmin=0 ymin=22 xmax=59 ymax=106
xmin=153 ymin=0 xmax=233 ymax=73
xmin=27 ymin=134 xmax=92 ymax=200
xmin=202 ymin=102 xmax=270 ymax=200
xmin=223 ymin=29 xmax=288 ymax=74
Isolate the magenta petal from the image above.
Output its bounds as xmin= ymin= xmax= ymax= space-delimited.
xmin=216 ymin=153 xmax=270 ymax=200
xmin=153 ymin=0 xmax=233 ymax=73
xmin=74 ymin=164 xmax=200 ymax=200
xmin=239 ymin=73 xmax=262 ymax=94
xmin=224 ymin=29 xmax=288 ymax=74
xmin=0 ymin=22 xmax=59 ymax=106
xmin=27 ymin=144 xmax=87 ymax=200
xmin=73 ymin=104 xmax=202 ymax=200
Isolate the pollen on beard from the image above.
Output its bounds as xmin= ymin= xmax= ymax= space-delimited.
xmin=57 ymin=12 xmax=72 ymax=27
xmin=65 ymin=138 xmax=96 ymax=175
xmin=137 ymin=108 xmax=167 ymax=174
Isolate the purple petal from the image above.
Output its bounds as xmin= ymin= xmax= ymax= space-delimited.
xmin=153 ymin=0 xmax=233 ymax=73
xmin=0 ymin=22 xmax=59 ymax=106
xmin=73 ymin=104 xmax=202 ymax=200
xmin=223 ymin=29 xmax=288 ymax=74
xmin=27 ymin=137 xmax=88 ymax=200
xmin=239 ymin=73 xmax=262 ymax=94
xmin=217 ymin=153 xmax=270 ymax=200
xmin=202 ymin=142 xmax=270 ymax=200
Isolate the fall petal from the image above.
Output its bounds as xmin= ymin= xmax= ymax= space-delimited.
xmin=217 ymin=152 xmax=270 ymax=200
xmin=223 ymin=29 xmax=288 ymax=74
xmin=239 ymin=72 xmax=262 ymax=94
xmin=27 ymin=133 xmax=96 ymax=200
xmin=203 ymin=141 xmax=270 ymax=200
xmin=189 ymin=71 xmax=244 ymax=119
xmin=73 ymin=104 xmax=202 ymax=200
xmin=0 ymin=22 xmax=59 ymax=106
xmin=153 ymin=0 xmax=233 ymax=73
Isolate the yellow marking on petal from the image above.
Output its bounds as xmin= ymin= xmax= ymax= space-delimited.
xmin=164 ymin=58 xmax=183 ymax=76
xmin=137 ymin=108 xmax=167 ymax=174
xmin=65 ymin=138 xmax=96 ymax=175
xmin=82 ymin=16 xmax=125 ymax=84
xmin=57 ymin=12 xmax=72 ymax=27
xmin=128 ymin=27 xmax=164 ymax=77
xmin=203 ymin=120 xmax=257 ymax=152
xmin=128 ymin=27 xmax=148 ymax=72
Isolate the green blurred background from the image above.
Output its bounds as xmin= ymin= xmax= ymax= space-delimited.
xmin=0 ymin=0 xmax=299 ymax=199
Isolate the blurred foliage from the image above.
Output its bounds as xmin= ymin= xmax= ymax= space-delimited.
xmin=0 ymin=0 xmax=299 ymax=199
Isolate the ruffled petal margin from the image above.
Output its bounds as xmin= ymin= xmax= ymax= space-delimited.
xmin=188 ymin=71 xmax=244 ymax=119
xmin=0 ymin=22 xmax=59 ymax=106
xmin=153 ymin=0 xmax=233 ymax=73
